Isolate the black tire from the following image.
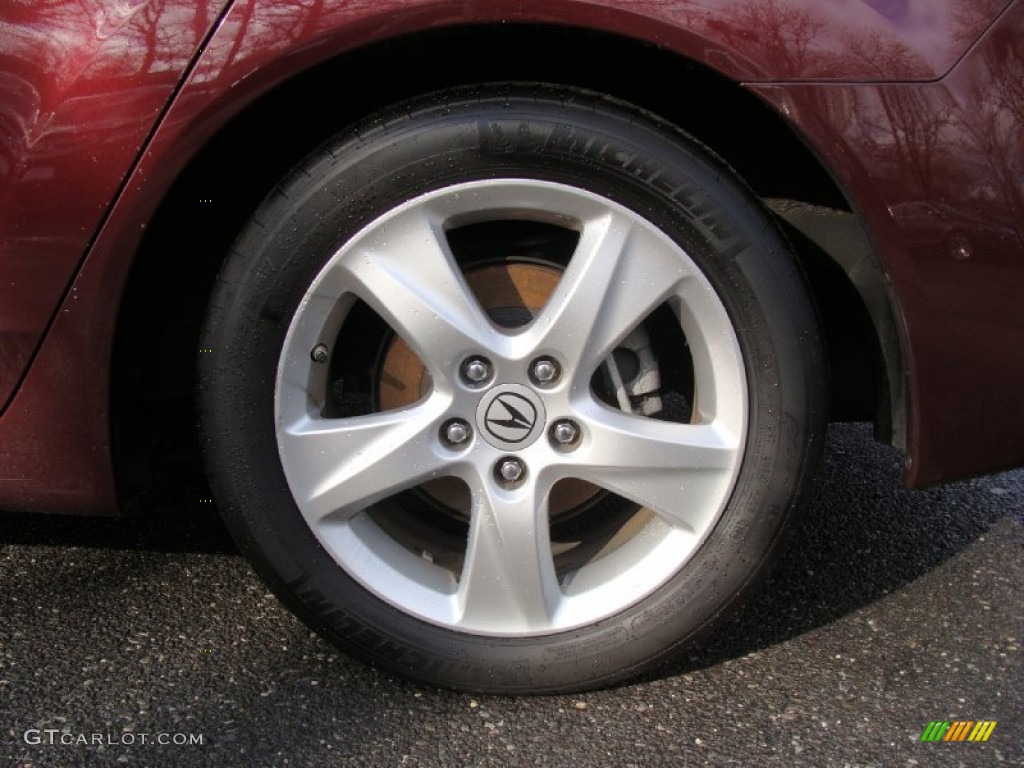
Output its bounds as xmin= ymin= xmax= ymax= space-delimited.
xmin=199 ymin=84 xmax=826 ymax=694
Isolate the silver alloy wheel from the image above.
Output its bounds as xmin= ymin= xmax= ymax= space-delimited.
xmin=274 ymin=179 xmax=747 ymax=637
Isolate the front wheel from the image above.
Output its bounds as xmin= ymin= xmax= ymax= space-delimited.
xmin=199 ymin=85 xmax=826 ymax=693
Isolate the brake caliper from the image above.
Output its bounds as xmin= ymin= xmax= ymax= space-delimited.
xmin=601 ymin=326 xmax=663 ymax=416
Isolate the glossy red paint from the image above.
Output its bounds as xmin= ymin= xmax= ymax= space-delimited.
xmin=0 ymin=0 xmax=1020 ymax=513
xmin=0 ymin=1 xmax=230 ymax=411
xmin=751 ymin=2 xmax=1024 ymax=484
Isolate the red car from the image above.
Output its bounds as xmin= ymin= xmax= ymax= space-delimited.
xmin=1 ymin=0 xmax=1021 ymax=693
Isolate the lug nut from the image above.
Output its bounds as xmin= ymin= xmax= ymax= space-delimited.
xmin=462 ymin=356 xmax=492 ymax=385
xmin=496 ymin=458 xmax=526 ymax=484
xmin=550 ymin=419 xmax=580 ymax=447
xmin=442 ymin=419 xmax=471 ymax=446
xmin=311 ymin=344 xmax=329 ymax=363
xmin=530 ymin=357 xmax=560 ymax=385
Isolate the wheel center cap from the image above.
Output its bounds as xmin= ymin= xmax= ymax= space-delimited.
xmin=476 ymin=384 xmax=546 ymax=450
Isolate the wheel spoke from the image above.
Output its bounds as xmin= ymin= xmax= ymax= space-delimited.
xmin=569 ymin=401 xmax=741 ymax=532
xmin=279 ymin=401 xmax=448 ymax=524
xmin=327 ymin=205 xmax=502 ymax=375
xmin=526 ymin=212 xmax=690 ymax=379
xmin=457 ymin=476 xmax=561 ymax=631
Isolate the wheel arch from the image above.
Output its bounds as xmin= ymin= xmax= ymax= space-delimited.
xmin=110 ymin=22 xmax=906 ymax=501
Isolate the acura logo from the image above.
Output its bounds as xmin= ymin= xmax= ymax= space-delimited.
xmin=476 ymin=384 xmax=546 ymax=450
xmin=484 ymin=393 xmax=538 ymax=443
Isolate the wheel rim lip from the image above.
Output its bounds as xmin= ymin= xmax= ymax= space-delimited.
xmin=274 ymin=178 xmax=748 ymax=637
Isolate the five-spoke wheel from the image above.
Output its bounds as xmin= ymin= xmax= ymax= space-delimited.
xmin=199 ymin=86 xmax=825 ymax=692
xmin=275 ymin=179 xmax=746 ymax=635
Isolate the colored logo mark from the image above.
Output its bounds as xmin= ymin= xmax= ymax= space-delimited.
xmin=920 ymin=720 xmax=997 ymax=742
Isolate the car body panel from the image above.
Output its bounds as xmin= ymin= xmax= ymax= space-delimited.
xmin=751 ymin=1 xmax=1024 ymax=484
xmin=0 ymin=1 xmax=231 ymax=411
xmin=0 ymin=0 xmax=1020 ymax=513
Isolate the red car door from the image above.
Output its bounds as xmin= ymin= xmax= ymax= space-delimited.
xmin=0 ymin=0 xmax=230 ymax=411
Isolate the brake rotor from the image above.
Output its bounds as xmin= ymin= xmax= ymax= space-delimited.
xmin=377 ymin=262 xmax=600 ymax=516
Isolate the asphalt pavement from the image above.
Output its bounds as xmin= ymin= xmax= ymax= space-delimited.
xmin=1 ymin=423 xmax=1021 ymax=767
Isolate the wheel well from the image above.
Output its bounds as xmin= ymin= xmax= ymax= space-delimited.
xmin=110 ymin=23 xmax=902 ymax=500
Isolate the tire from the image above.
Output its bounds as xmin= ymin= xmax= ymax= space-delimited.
xmin=198 ymin=84 xmax=826 ymax=694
